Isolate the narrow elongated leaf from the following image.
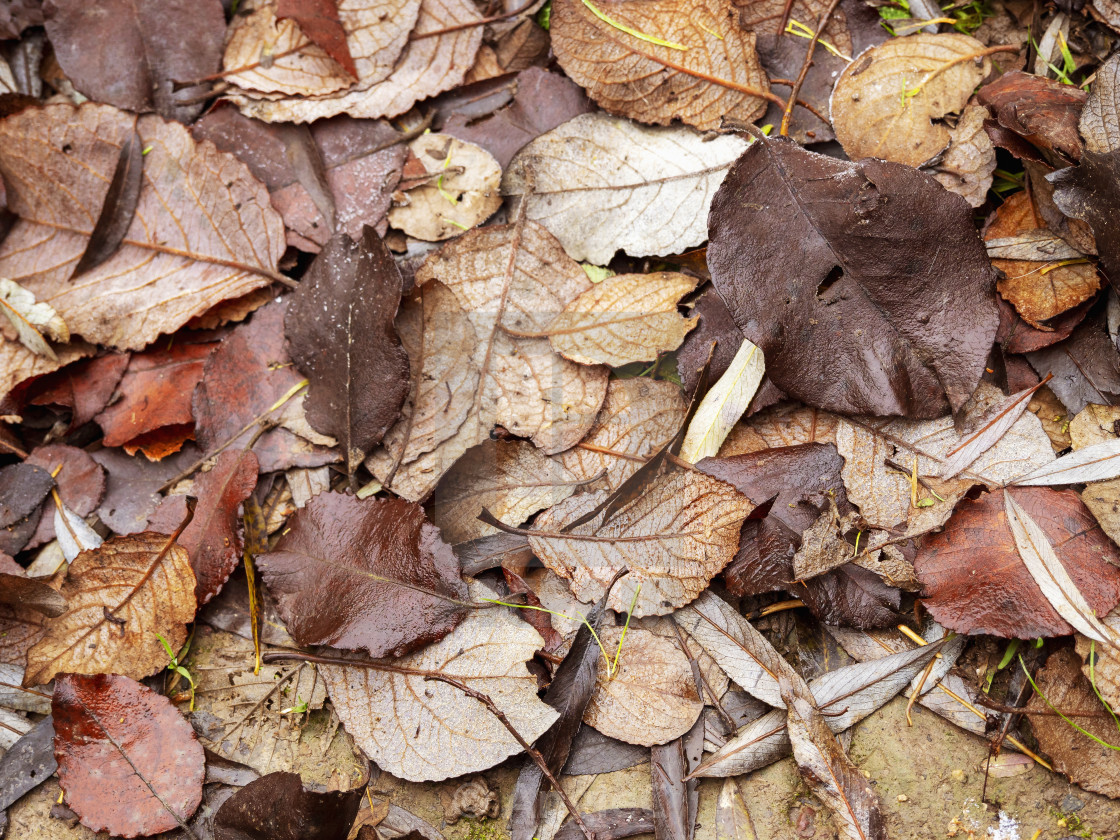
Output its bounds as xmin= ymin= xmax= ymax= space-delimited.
xmin=71 ymin=127 xmax=142 ymax=279
xmin=940 ymin=380 xmax=1045 ymax=479
xmin=715 ymin=779 xmax=758 ymax=840
xmin=650 ymin=720 xmax=702 ymax=840
xmin=286 ymin=228 xmax=409 ymax=476
xmin=0 ymin=277 xmax=68 ymax=360
xmin=0 ymin=573 xmax=66 ymax=617
xmin=680 ymin=339 xmax=765 ymax=464
xmin=554 ymin=809 xmax=656 ymax=840
xmin=0 ymin=716 xmax=55 ymax=812
xmin=1013 ymin=436 xmax=1120 ymax=485
xmin=1003 ymin=491 xmax=1120 ymax=645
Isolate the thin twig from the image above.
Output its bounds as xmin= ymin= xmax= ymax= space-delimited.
xmin=262 ymin=650 xmax=598 ymax=840
xmin=780 ymin=0 xmax=843 ymax=136
xmin=411 ymin=0 xmax=539 ymax=40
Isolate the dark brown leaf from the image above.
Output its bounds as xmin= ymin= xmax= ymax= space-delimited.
xmin=708 ymin=136 xmax=999 ymax=418
xmin=257 ymin=492 xmax=469 ymax=658
xmin=53 ymin=673 xmax=205 ymax=838
xmin=977 ymin=70 xmax=1087 ymax=164
xmin=563 ymin=727 xmax=650 ymax=775
xmin=1081 ymin=51 xmax=1120 ymax=154
xmin=25 ymin=351 xmax=130 ymax=429
xmin=71 ymin=127 xmax=143 ymax=280
xmin=0 ymin=462 xmax=52 ymax=555
xmin=555 ymin=809 xmax=656 ymax=840
xmin=213 ymin=770 xmax=365 ymax=840
xmin=0 ymin=574 xmax=65 ymax=617
xmin=276 ymin=0 xmax=358 ymax=79
xmin=91 ymin=444 xmax=200 ymax=535
xmin=0 ymin=716 xmax=55 ymax=813
xmin=651 ymin=718 xmax=703 ymax=840
xmin=285 ymin=228 xmax=409 ymax=476
xmin=1049 ymin=149 xmax=1120 ymax=292
xmin=42 ymin=0 xmax=227 ymax=122
xmin=915 ymin=487 xmax=1120 ymax=638
xmin=1026 ymin=309 xmax=1120 ymax=414
xmin=23 ymin=444 xmax=104 ymax=549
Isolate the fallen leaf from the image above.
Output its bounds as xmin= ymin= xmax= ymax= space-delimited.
xmin=503 ymin=113 xmax=749 ymax=265
xmin=0 ymin=277 xmax=67 ymax=360
xmin=24 ymin=530 xmax=197 ymax=685
xmin=555 ymin=377 xmax=687 ymax=492
xmin=229 ymin=0 xmax=483 ymax=122
xmin=259 ymin=492 xmax=468 ymax=657
xmin=318 ymin=588 xmax=560 ymax=782
xmin=554 ymin=809 xmax=656 ymax=840
xmin=277 ymin=0 xmax=359 ymax=78
xmin=0 ymin=461 xmax=53 ymax=556
xmin=1026 ymin=310 xmax=1120 ymax=414
xmin=680 ymin=338 xmax=765 ymax=464
xmin=915 ymin=488 xmax=1120 ymax=638
xmin=0 ymin=340 xmax=93 ymax=411
xmin=0 ymin=573 xmax=65 ymax=617
xmin=1048 ymin=149 xmax=1120 ymax=291
xmin=1067 ymin=404 xmax=1120 ymax=545
xmin=977 ymin=70 xmax=1087 ymax=164
xmin=931 ymin=104 xmax=997 ymax=207
xmin=1026 ymin=647 xmax=1120 ymax=799
xmin=650 ymin=719 xmax=703 ymax=840
xmin=388 ymin=134 xmax=502 ymax=241
xmin=715 ymin=778 xmax=758 ymax=840
xmin=90 ymin=445 xmax=199 ymax=535
xmin=1081 ymin=51 xmax=1120 ymax=154
xmin=285 ymin=228 xmax=409 ymax=477
xmin=53 ymin=673 xmax=204 ymax=837
xmin=43 ymin=0 xmax=227 ymax=122
xmin=708 ymin=136 xmax=999 ymax=418
xmin=0 ymin=717 xmax=56 ymax=814
xmin=550 ymin=0 xmax=769 ymax=131
xmin=527 ymin=468 xmax=753 ymax=616
xmin=830 ymin=33 xmax=994 ymax=167
xmin=0 ymin=102 xmax=285 ymax=352
xmin=432 ymin=440 xmax=583 ymax=545
xmin=582 ymin=627 xmax=702 ymax=747
xmin=23 ymin=443 xmax=104 ymax=549
xmin=53 ymin=502 xmax=103 ymax=564
xmin=941 ymin=381 xmax=1047 ymax=479
xmin=94 ymin=340 xmax=215 ymax=449
xmin=25 ymin=352 xmax=129 ymax=430
xmin=0 ymin=595 xmax=46 ymax=667
xmin=564 ymin=726 xmax=649 ymax=776
xmin=71 ymin=127 xmax=144 ymax=280
xmin=213 ymin=770 xmax=365 ymax=840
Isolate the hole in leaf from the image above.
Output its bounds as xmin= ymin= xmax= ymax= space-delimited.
xmin=816 ymin=266 xmax=844 ymax=299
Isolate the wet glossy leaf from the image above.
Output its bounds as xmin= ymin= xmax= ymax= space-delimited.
xmin=214 ymin=771 xmax=365 ymax=840
xmin=978 ymin=70 xmax=1087 ymax=164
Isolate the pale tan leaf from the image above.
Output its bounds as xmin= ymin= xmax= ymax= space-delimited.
xmin=517 ymin=271 xmax=697 ymax=367
xmin=637 ymin=612 xmax=729 ymax=700
xmin=0 ymin=103 xmax=284 ymax=352
xmin=1003 ymin=490 xmax=1120 ymax=646
xmin=319 ymin=592 xmax=560 ymax=782
xmin=0 ymin=277 xmax=68 ymax=360
xmin=555 ymin=378 xmax=687 ymax=492
xmin=24 ymin=532 xmax=197 ymax=686
xmin=680 ymin=338 xmax=765 ymax=464
xmin=940 ymin=381 xmax=1043 ymax=479
xmin=528 ymin=469 xmax=753 ymax=616
xmin=387 ymin=135 xmax=502 ymax=242
xmin=830 ymin=34 xmax=993 ymax=167
xmin=716 ymin=778 xmax=758 ymax=840
xmin=717 ymin=403 xmax=838 ymax=457
xmin=502 ymin=113 xmax=749 ymax=265
xmin=1075 ymin=615 xmax=1120 ymax=712
xmin=1069 ymin=405 xmax=1120 ymax=546
xmin=550 ymin=0 xmax=769 ymax=131
xmin=223 ymin=0 xmax=419 ymax=96
xmin=582 ymin=627 xmax=702 ymax=747
xmin=931 ymin=104 xmax=996 ymax=208
xmin=54 ymin=504 xmax=102 ymax=564
xmin=432 ymin=440 xmax=584 ymax=544
xmin=230 ymin=0 xmax=482 ymax=122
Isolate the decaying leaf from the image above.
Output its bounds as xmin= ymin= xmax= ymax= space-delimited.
xmin=213 ymin=770 xmax=365 ymax=840
xmin=1067 ymin=404 xmax=1120 ymax=545
xmin=715 ymin=778 xmax=758 ymax=840
xmin=931 ymin=104 xmax=997 ymax=207
xmin=582 ymin=627 xmax=703 ymax=747
xmin=708 ymin=135 xmax=999 ymax=418
xmin=978 ymin=70 xmax=1088 ymax=164
xmin=53 ymin=673 xmax=204 ymax=838
xmin=23 ymin=443 xmax=105 ymax=549
xmin=1049 ymin=149 xmax=1120 ymax=291
xmin=1081 ymin=51 xmax=1120 ymax=154
xmin=527 ymin=468 xmax=753 ymax=616
xmin=550 ymin=0 xmax=770 ymax=131
xmin=503 ymin=113 xmax=749 ymax=265
xmin=830 ymin=33 xmax=994 ymax=167
xmin=388 ymin=134 xmax=502 ymax=241
xmin=285 ymin=228 xmax=409 ymax=476
xmin=0 ymin=573 xmax=65 ymax=617
xmin=258 ymin=492 xmax=468 ymax=658
xmin=1027 ymin=311 xmax=1120 ymax=414
xmin=0 ymin=277 xmax=67 ymax=360
xmin=318 ymin=591 xmax=560 ymax=782
xmin=24 ymin=531 xmax=197 ymax=685
xmin=680 ymin=338 xmax=765 ymax=465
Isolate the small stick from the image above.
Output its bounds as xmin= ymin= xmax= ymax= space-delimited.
xmin=780 ymin=0 xmax=843 ymax=136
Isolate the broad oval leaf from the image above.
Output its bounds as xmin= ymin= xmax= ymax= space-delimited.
xmin=213 ymin=770 xmax=365 ymax=840
xmin=318 ymin=595 xmax=560 ymax=782
xmin=53 ymin=673 xmax=204 ymax=838
xmin=708 ymin=136 xmax=999 ymax=418
xmin=528 ymin=469 xmax=753 ymax=616
xmin=24 ymin=531 xmax=197 ymax=686
xmin=258 ymin=492 xmax=470 ymax=658
xmin=503 ymin=113 xmax=749 ymax=265
xmin=550 ymin=0 xmax=769 ymax=131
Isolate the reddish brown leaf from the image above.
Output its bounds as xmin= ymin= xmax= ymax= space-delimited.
xmin=978 ymin=70 xmax=1087 ymax=164
xmin=26 ymin=352 xmax=129 ymax=429
xmin=0 ymin=602 xmax=45 ymax=666
xmin=915 ymin=487 xmax=1120 ymax=638
xmin=0 ymin=573 xmax=66 ymax=617
xmin=276 ymin=0 xmax=359 ymax=79
xmin=95 ymin=340 xmax=216 ymax=448
xmin=285 ymin=228 xmax=409 ymax=476
xmin=53 ymin=672 xmax=204 ymax=838
xmin=23 ymin=444 xmax=104 ymax=549
xmin=213 ymin=770 xmax=365 ymax=840
xmin=257 ymin=492 xmax=469 ymax=658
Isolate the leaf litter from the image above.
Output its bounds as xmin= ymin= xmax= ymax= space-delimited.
xmin=7 ymin=3 xmax=1120 ymax=839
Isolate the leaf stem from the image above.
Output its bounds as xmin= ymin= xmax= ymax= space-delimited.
xmin=780 ymin=0 xmax=843 ymax=136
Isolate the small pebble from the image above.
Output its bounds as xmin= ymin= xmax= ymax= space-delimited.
xmin=897 ymin=794 xmax=909 ymax=802
xmin=951 ymin=768 xmax=967 ymax=783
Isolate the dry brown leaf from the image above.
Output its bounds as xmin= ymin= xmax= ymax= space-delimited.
xmin=830 ymin=33 xmax=993 ymax=166
xmin=24 ymin=531 xmax=197 ymax=686
xmin=369 ymin=221 xmax=608 ymax=499
xmin=932 ymin=103 xmax=997 ymax=208
xmin=432 ymin=440 xmax=584 ymax=545
xmin=1075 ymin=617 xmax=1120 ymax=713
xmin=582 ymin=627 xmax=703 ymax=747
xmin=319 ymin=588 xmax=560 ymax=782
xmin=516 ymin=272 xmax=698 ymax=367
xmin=388 ymin=135 xmax=502 ymax=241
xmin=718 ymin=403 xmax=838 ymax=457
xmin=987 ymin=192 xmax=1101 ymax=327
xmin=223 ymin=0 xmax=419 ymax=97
xmin=555 ymin=378 xmax=687 ymax=492
xmin=527 ymin=468 xmax=753 ymax=616
xmin=550 ymin=0 xmax=769 ymax=132
xmin=230 ymin=0 xmax=482 ymax=122
xmin=0 ymin=103 xmax=284 ymax=352
xmin=1069 ymin=404 xmax=1120 ymax=547
xmin=0 ymin=277 xmax=68 ymax=360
